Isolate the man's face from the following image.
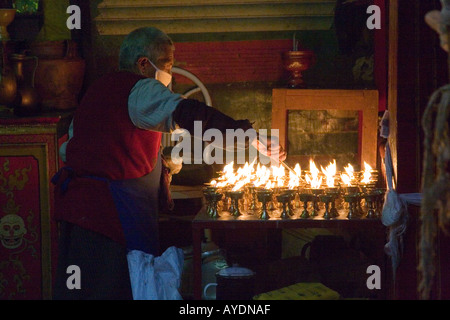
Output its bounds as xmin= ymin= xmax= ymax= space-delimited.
xmin=155 ymin=43 xmax=175 ymax=74
xmin=139 ymin=43 xmax=174 ymax=78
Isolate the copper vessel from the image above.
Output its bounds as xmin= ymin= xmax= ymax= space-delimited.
xmin=33 ymin=40 xmax=85 ymax=111
xmin=0 ymin=56 xmax=16 ymax=106
xmin=10 ymin=53 xmax=40 ymax=115
xmin=0 ymin=9 xmax=16 ymax=106
xmin=0 ymin=9 xmax=15 ymax=41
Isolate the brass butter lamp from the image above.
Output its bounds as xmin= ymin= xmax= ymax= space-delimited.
xmin=0 ymin=8 xmax=15 ymax=41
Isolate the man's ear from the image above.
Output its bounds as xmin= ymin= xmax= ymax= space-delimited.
xmin=136 ymin=57 xmax=149 ymax=74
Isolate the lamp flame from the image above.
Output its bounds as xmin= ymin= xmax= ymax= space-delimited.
xmin=361 ymin=162 xmax=373 ymax=184
xmin=232 ymin=179 xmax=246 ymax=191
xmin=344 ymin=164 xmax=354 ymax=180
xmin=209 ymin=159 xmax=374 ymax=195
xmin=287 ymin=163 xmax=301 ymax=189
xmin=340 ymin=163 xmax=355 ymax=186
xmin=321 ymin=159 xmax=337 ymax=188
xmin=305 ymin=159 xmax=322 ymax=189
xmin=271 ymin=165 xmax=286 ymax=188
xmin=264 ymin=180 xmax=275 ymax=190
xmin=294 ymin=163 xmax=301 ymax=177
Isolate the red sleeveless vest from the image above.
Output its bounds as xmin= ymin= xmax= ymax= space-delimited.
xmin=66 ymin=71 xmax=162 ymax=180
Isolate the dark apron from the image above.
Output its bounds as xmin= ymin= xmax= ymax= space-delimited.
xmin=109 ymin=155 xmax=162 ymax=255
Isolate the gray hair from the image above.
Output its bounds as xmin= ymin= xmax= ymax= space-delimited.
xmin=119 ymin=27 xmax=174 ymax=72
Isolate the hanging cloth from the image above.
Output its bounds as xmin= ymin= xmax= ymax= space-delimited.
xmin=379 ymin=111 xmax=422 ymax=276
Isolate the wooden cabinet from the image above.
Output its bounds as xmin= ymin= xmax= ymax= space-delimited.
xmin=271 ymin=89 xmax=379 ymax=169
xmin=0 ymin=117 xmax=62 ymax=300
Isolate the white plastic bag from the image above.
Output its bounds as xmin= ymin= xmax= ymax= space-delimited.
xmin=127 ymin=246 xmax=184 ymax=300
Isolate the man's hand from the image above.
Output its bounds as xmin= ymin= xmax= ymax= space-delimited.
xmin=251 ymin=135 xmax=287 ymax=163
xmin=161 ymin=148 xmax=183 ymax=176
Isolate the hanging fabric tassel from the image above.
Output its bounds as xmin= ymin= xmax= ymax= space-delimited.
xmin=379 ymin=111 xmax=422 ymax=278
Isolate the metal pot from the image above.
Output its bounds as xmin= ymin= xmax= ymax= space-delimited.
xmin=204 ymin=266 xmax=255 ymax=300
xmin=33 ymin=40 xmax=85 ymax=111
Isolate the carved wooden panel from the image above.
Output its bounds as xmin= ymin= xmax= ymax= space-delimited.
xmin=0 ymin=118 xmax=60 ymax=300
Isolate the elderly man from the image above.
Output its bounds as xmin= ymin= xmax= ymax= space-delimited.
xmin=52 ymin=26 xmax=285 ymax=300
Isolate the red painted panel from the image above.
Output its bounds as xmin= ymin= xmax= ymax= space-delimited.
xmin=0 ymin=156 xmax=42 ymax=299
xmin=173 ymin=39 xmax=293 ymax=84
xmin=1 ymin=123 xmax=60 ymax=300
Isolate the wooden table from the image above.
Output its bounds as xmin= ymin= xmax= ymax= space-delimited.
xmin=170 ymin=185 xmax=204 ymax=200
xmin=192 ymin=207 xmax=388 ymax=300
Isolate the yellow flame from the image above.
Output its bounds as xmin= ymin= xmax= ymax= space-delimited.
xmin=264 ymin=180 xmax=275 ymax=190
xmin=232 ymin=179 xmax=246 ymax=191
xmin=306 ymin=159 xmax=322 ymax=189
xmin=344 ymin=163 xmax=354 ymax=180
xmin=341 ymin=163 xmax=355 ymax=186
xmin=294 ymin=163 xmax=301 ymax=177
xmin=310 ymin=159 xmax=319 ymax=175
xmin=287 ymin=175 xmax=299 ymax=189
xmin=253 ymin=164 xmax=271 ymax=187
xmin=361 ymin=161 xmax=373 ymax=184
xmin=221 ymin=161 xmax=234 ymax=182
xmin=340 ymin=173 xmax=352 ymax=186
xmin=271 ymin=165 xmax=285 ymax=188
xmin=237 ymin=161 xmax=255 ymax=178
xmin=321 ymin=159 xmax=337 ymax=188
xmin=223 ymin=161 xmax=234 ymax=174
xmin=287 ymin=163 xmax=301 ymax=189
